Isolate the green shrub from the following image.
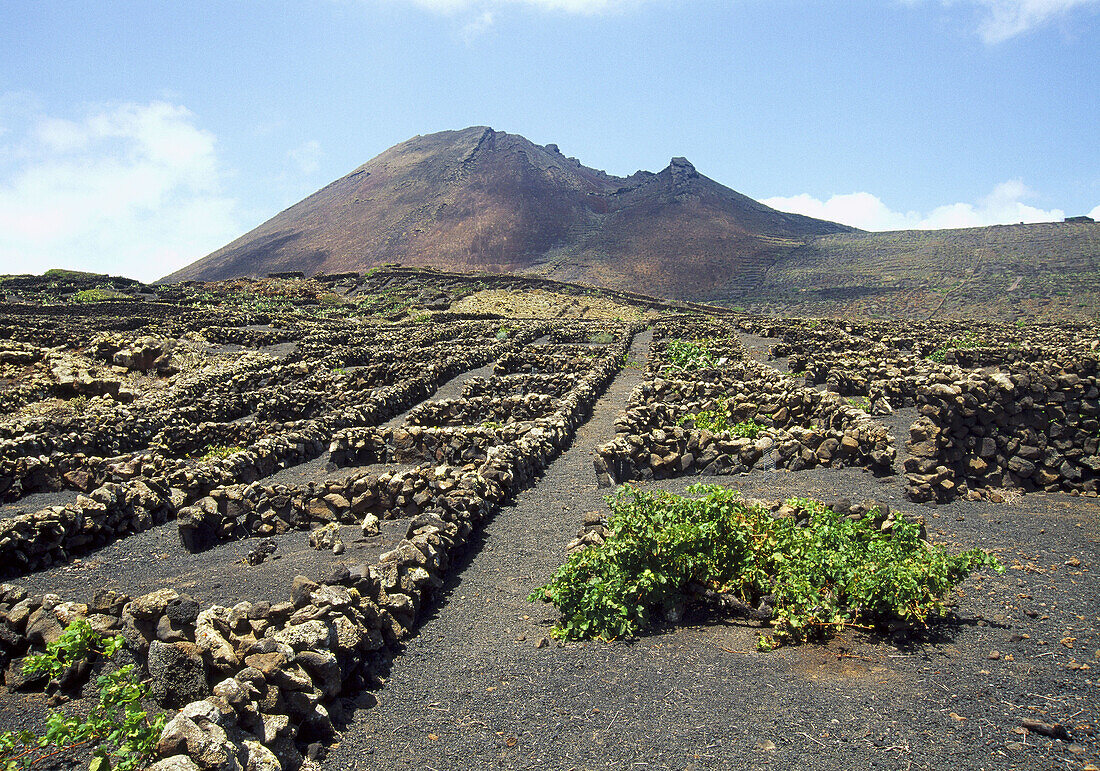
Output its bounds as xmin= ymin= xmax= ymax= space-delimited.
xmin=926 ymin=331 xmax=986 ymax=362
xmin=1 ymin=620 xmax=164 ymax=770
xmin=197 ymin=445 xmax=245 ymax=461
xmin=530 ymin=485 xmax=1001 ymax=649
xmin=588 ymin=331 xmax=617 ymax=344
xmin=664 ymin=339 xmax=717 ymax=371
xmin=845 ymin=395 xmax=871 ymax=411
xmin=71 ymin=287 xmax=125 ymax=303
xmin=678 ymin=400 xmax=764 ymax=438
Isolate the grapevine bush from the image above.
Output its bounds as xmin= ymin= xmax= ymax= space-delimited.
xmin=530 ymin=485 xmax=1002 ymax=649
xmin=0 ymin=620 xmax=164 ymax=770
xmin=678 ymin=398 xmax=764 ymax=438
xmin=663 ymin=339 xmax=718 ymax=371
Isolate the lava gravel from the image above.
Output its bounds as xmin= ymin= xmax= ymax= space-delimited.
xmin=2 ymin=330 xmax=1097 ymax=771
xmin=318 ymin=332 xmax=1098 ymax=771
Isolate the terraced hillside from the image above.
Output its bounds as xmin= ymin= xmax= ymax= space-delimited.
xmin=736 ymin=219 xmax=1100 ymax=321
xmin=0 ymin=270 xmax=1096 ymax=771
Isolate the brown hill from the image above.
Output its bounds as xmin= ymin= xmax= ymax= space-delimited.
xmin=162 ymin=127 xmax=854 ymax=300
xmin=738 ymin=220 xmax=1100 ymax=321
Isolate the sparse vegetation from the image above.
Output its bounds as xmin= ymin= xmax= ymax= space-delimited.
xmin=663 ymin=339 xmax=718 ymax=371
xmin=678 ymin=400 xmax=764 ymax=438
xmin=197 ymin=444 xmax=246 ymax=461
xmin=845 ymin=395 xmax=871 ymax=411
xmin=0 ymin=620 xmax=164 ymax=771
xmin=926 ymin=331 xmax=986 ymax=363
xmin=43 ymin=268 xmax=106 ymax=279
xmin=71 ymin=287 xmax=126 ymax=303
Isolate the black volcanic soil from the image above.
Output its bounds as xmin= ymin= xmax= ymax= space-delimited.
xmin=316 ymin=335 xmax=1099 ymax=771
xmin=1 ymin=310 xmax=1097 ymax=771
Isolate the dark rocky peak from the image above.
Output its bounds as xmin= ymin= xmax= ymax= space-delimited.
xmin=668 ymin=157 xmax=699 ymax=187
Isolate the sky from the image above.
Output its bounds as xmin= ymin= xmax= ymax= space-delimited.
xmin=1 ymin=0 xmax=1098 ymax=282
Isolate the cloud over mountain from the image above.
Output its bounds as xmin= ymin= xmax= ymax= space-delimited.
xmin=763 ymin=180 xmax=1066 ymax=232
xmin=0 ymin=99 xmax=242 ymax=281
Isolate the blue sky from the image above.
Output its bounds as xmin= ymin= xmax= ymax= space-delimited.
xmin=2 ymin=0 xmax=1098 ymax=281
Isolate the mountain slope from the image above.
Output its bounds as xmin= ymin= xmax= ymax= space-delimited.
xmin=163 ymin=127 xmax=854 ymax=300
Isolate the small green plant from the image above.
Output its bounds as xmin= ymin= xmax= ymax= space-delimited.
xmin=479 ymin=420 xmax=503 ymax=430
xmin=845 ymin=395 xmax=871 ymax=411
xmin=678 ymin=401 xmax=764 ymax=438
xmin=927 ymin=331 xmax=986 ymax=362
xmin=530 ymin=485 xmax=1002 ymax=648
xmin=664 ymin=339 xmax=717 ymax=371
xmin=588 ymin=331 xmax=617 ymax=344
xmin=71 ymin=287 xmax=125 ymax=303
xmin=495 ymin=325 xmax=511 ymax=341
xmin=68 ymin=395 xmax=88 ymax=416
xmin=412 ymin=313 xmax=431 ymax=323
xmin=197 ymin=445 xmax=245 ymax=461
xmin=1 ymin=620 xmax=163 ymax=770
xmin=21 ymin=619 xmax=123 ymax=681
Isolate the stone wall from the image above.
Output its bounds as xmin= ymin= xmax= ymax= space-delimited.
xmin=0 ymin=327 xmax=637 ymax=771
xmin=905 ymin=359 xmax=1100 ymax=501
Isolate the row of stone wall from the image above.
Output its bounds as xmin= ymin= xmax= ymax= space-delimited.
xmin=0 ymin=329 xmax=540 ymax=578
xmin=0 ymin=329 xmax=635 ymax=771
xmin=905 ymin=361 xmax=1100 ymax=501
xmin=595 ymin=355 xmax=895 ymax=485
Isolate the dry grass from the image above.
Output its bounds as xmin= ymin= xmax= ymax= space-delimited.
xmin=449 ymin=288 xmax=656 ymax=321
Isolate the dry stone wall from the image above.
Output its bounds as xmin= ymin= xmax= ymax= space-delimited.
xmin=905 ymin=359 xmax=1100 ymax=501
xmin=0 ymin=318 xmax=636 ymax=771
xmin=595 ymin=321 xmax=894 ymax=486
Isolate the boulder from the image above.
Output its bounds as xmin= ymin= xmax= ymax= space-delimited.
xmin=148 ymin=640 xmax=210 ymax=708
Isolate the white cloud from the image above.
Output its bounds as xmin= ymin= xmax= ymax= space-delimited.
xmin=287 ymin=139 xmax=323 ymax=175
xmin=461 ymin=9 xmax=496 ymax=40
xmin=406 ymin=0 xmax=647 ymax=12
xmin=917 ymin=0 xmax=1100 ymax=42
xmin=1089 ymin=203 xmax=1100 ymax=220
xmin=0 ymin=100 xmax=241 ymax=282
xmin=975 ymin=0 xmax=1099 ymax=42
xmin=763 ymin=180 xmax=1066 ymax=231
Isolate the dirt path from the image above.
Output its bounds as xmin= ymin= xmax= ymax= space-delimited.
xmin=322 ymin=331 xmax=1098 ymax=771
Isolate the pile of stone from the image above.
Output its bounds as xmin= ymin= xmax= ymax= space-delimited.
xmin=595 ymin=354 xmax=895 ymax=486
xmin=0 ymin=327 xmax=637 ymax=771
xmin=904 ymin=360 xmax=1100 ymax=501
xmin=91 ymin=333 xmax=178 ymax=375
xmin=0 ymin=479 xmax=176 ymax=577
xmin=495 ymin=349 xmax=604 ymax=376
xmin=406 ymin=393 xmax=561 ymax=427
xmin=462 ymin=373 xmax=579 ymax=399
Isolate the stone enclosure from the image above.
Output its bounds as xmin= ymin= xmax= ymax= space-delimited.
xmin=0 ymin=270 xmax=1096 ymax=770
